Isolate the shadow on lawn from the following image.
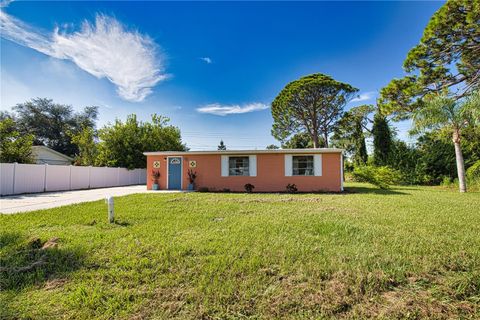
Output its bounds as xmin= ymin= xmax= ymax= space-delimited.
xmin=344 ymin=186 xmax=408 ymax=195
xmin=113 ymin=219 xmax=131 ymax=227
xmin=0 ymin=232 xmax=84 ymax=291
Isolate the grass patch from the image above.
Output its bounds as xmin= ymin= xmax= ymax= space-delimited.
xmin=1 ymin=183 xmax=479 ymax=319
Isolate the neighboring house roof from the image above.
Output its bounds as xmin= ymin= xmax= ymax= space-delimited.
xmin=143 ymin=148 xmax=343 ymax=156
xmin=32 ymin=146 xmax=74 ymax=162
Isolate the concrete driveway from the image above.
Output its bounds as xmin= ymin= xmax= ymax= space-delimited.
xmin=0 ymin=185 xmax=177 ymax=214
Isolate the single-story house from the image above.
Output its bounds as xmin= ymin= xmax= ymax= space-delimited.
xmin=144 ymin=149 xmax=344 ymax=192
xmin=32 ymin=146 xmax=73 ymax=165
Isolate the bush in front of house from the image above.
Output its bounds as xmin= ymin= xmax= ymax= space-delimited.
xmin=244 ymin=183 xmax=255 ymax=193
xmin=286 ymin=183 xmax=298 ymax=193
xmin=351 ymin=165 xmax=400 ymax=189
xmin=197 ymin=187 xmax=209 ymax=192
xmin=187 ymin=169 xmax=197 ymax=185
xmin=151 ymin=170 xmax=160 ymax=183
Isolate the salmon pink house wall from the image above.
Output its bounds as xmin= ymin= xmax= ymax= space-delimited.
xmin=143 ymin=149 xmax=344 ymax=192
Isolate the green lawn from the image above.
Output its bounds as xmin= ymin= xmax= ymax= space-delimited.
xmin=1 ymin=183 xmax=479 ymax=319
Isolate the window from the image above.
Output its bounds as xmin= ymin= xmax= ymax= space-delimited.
xmin=229 ymin=157 xmax=249 ymax=176
xmin=292 ymin=156 xmax=314 ymax=176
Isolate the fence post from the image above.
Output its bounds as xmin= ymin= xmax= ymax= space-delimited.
xmin=43 ymin=163 xmax=48 ymax=192
xmin=12 ymin=162 xmax=17 ymax=194
xmin=69 ymin=165 xmax=72 ymax=190
xmin=88 ymin=166 xmax=91 ymax=189
xmin=117 ymin=167 xmax=121 ymax=187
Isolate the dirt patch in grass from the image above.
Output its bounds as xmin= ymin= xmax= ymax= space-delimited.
xmin=130 ymin=286 xmax=191 ymax=320
xmin=44 ymin=278 xmax=68 ymax=290
xmin=353 ymin=280 xmax=478 ymax=319
xmin=236 ymin=197 xmax=325 ymax=204
xmin=259 ymin=271 xmax=479 ymax=319
xmin=166 ymin=197 xmax=192 ymax=203
xmin=262 ymin=272 xmax=370 ymax=317
xmin=196 ymin=195 xmax=329 ymax=204
xmin=41 ymin=237 xmax=60 ymax=250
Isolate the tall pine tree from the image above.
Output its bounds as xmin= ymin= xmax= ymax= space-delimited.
xmin=331 ymin=105 xmax=372 ymax=165
xmin=353 ymin=118 xmax=368 ymax=166
xmin=372 ymin=113 xmax=392 ymax=166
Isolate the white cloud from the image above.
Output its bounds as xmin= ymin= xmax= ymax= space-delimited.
xmin=351 ymin=91 xmax=376 ymax=103
xmin=0 ymin=0 xmax=14 ymax=8
xmin=0 ymin=11 xmax=167 ymax=102
xmin=0 ymin=10 xmax=54 ymax=55
xmin=199 ymin=57 xmax=212 ymax=64
xmin=197 ymin=102 xmax=269 ymax=116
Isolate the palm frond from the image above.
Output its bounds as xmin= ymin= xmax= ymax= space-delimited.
xmin=461 ymin=90 xmax=480 ymax=126
xmin=412 ymin=95 xmax=454 ymax=132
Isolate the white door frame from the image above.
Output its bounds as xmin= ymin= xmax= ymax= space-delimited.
xmin=166 ymin=156 xmax=183 ymax=190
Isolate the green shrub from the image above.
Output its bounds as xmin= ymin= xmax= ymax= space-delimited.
xmin=440 ymin=176 xmax=453 ymax=187
xmin=352 ymin=166 xmax=401 ymax=189
xmin=286 ymin=183 xmax=298 ymax=193
xmin=466 ymin=160 xmax=480 ymax=180
xmin=440 ymin=177 xmax=480 ymax=192
xmin=244 ymin=183 xmax=255 ymax=193
xmin=343 ymin=160 xmax=355 ymax=173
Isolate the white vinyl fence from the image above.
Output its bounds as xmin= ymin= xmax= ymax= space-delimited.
xmin=0 ymin=163 xmax=146 ymax=196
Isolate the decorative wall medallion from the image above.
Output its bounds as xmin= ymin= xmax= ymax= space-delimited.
xmin=189 ymin=160 xmax=197 ymax=168
xmin=153 ymin=161 xmax=161 ymax=168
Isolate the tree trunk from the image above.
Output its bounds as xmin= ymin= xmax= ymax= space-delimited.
xmin=312 ymin=134 xmax=319 ymax=148
xmin=452 ymin=130 xmax=467 ymax=193
xmin=323 ymin=131 xmax=329 ymax=148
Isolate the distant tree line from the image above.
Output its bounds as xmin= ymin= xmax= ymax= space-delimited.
xmin=0 ymin=98 xmax=186 ymax=169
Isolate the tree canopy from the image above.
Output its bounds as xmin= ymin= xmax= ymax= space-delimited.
xmin=404 ymin=0 xmax=479 ymax=95
xmin=11 ymin=98 xmax=98 ymax=157
xmin=69 ymin=126 xmax=98 ymax=166
xmin=0 ymin=117 xmax=34 ymax=164
xmin=266 ymin=144 xmax=279 ymax=150
xmin=379 ymin=0 xmax=480 ymax=119
xmin=96 ymin=114 xmax=186 ymax=169
xmin=331 ymin=104 xmax=373 ymax=165
xmin=281 ymin=132 xmax=322 ymax=149
xmin=271 ymin=73 xmax=358 ymax=148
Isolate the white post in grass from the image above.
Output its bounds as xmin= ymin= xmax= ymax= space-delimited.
xmin=106 ymin=196 xmax=114 ymax=223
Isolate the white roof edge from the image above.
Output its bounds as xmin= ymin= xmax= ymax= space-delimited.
xmin=143 ymin=148 xmax=343 ymax=156
xmin=32 ymin=145 xmax=74 ymax=161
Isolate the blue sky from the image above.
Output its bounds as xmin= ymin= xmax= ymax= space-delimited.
xmin=1 ymin=1 xmax=444 ymax=150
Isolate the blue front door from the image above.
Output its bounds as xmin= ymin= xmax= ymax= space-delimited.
xmin=168 ymin=157 xmax=182 ymax=190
